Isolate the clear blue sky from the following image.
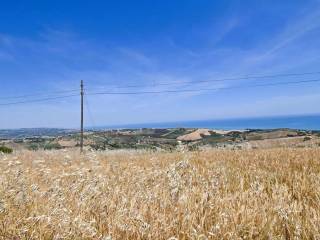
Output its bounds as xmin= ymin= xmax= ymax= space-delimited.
xmin=1 ymin=0 xmax=320 ymax=128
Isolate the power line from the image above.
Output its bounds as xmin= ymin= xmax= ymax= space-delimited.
xmin=1 ymin=74 xmax=320 ymax=106
xmin=1 ymin=71 xmax=319 ymax=100
xmin=0 ymin=89 xmax=79 ymax=100
xmin=85 ymin=94 xmax=97 ymax=129
xmin=86 ymin=78 xmax=320 ymax=96
xmin=0 ymin=94 xmax=78 ymax=106
xmin=85 ymin=71 xmax=320 ymax=90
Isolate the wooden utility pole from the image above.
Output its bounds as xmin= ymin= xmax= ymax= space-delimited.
xmin=80 ymin=80 xmax=84 ymax=153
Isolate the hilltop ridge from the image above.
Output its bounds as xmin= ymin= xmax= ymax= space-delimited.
xmin=1 ymin=127 xmax=319 ymax=151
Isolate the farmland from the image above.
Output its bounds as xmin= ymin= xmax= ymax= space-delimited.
xmin=1 ymin=128 xmax=320 ymax=152
xmin=1 ymin=148 xmax=320 ymax=239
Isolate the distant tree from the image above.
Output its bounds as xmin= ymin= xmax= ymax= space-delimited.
xmin=44 ymin=143 xmax=62 ymax=150
xmin=303 ymin=136 xmax=312 ymax=141
xmin=28 ymin=143 xmax=39 ymax=151
xmin=0 ymin=146 xmax=13 ymax=154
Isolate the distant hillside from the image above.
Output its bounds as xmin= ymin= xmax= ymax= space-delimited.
xmin=1 ymin=127 xmax=320 ymax=151
xmin=0 ymin=128 xmax=76 ymax=139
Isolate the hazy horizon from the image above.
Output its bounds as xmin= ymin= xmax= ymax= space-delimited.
xmin=1 ymin=113 xmax=320 ymax=130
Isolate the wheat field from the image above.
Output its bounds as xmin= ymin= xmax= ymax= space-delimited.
xmin=0 ymin=148 xmax=320 ymax=239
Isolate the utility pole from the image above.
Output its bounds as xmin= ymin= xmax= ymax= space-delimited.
xmin=80 ymin=80 xmax=84 ymax=153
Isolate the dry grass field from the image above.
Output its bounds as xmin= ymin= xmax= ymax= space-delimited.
xmin=1 ymin=148 xmax=320 ymax=239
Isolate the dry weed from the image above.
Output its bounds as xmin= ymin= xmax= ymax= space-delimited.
xmin=0 ymin=148 xmax=320 ymax=239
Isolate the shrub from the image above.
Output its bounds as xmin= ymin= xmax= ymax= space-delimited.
xmin=303 ymin=136 xmax=312 ymax=141
xmin=28 ymin=143 xmax=39 ymax=151
xmin=0 ymin=146 xmax=13 ymax=154
xmin=44 ymin=143 xmax=62 ymax=150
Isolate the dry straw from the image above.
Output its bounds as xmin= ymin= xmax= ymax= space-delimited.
xmin=0 ymin=148 xmax=320 ymax=239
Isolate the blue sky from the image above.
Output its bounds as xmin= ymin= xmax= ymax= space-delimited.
xmin=1 ymin=0 xmax=320 ymax=128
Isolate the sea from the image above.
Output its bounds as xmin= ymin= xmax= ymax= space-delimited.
xmin=102 ymin=114 xmax=320 ymax=131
